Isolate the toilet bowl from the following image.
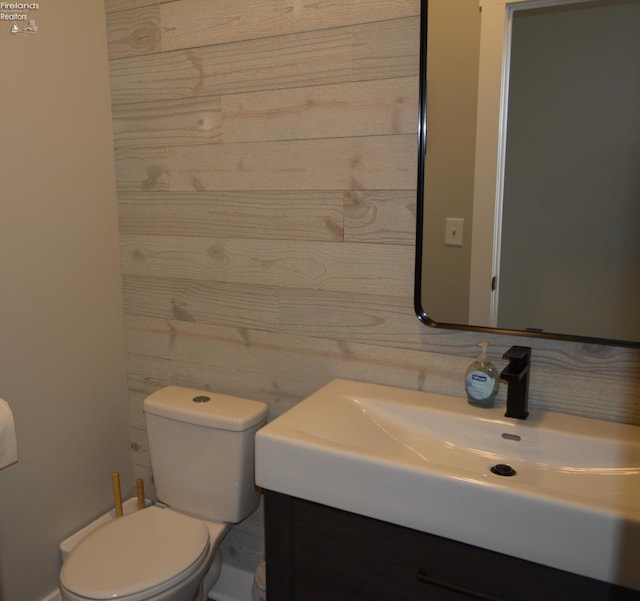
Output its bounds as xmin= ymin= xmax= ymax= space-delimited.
xmin=59 ymin=506 xmax=229 ymax=601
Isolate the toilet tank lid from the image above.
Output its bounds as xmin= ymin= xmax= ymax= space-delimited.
xmin=144 ymin=386 xmax=268 ymax=431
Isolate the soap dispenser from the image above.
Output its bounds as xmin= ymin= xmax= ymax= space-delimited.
xmin=465 ymin=341 xmax=499 ymax=408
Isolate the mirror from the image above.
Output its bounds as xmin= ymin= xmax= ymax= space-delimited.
xmin=415 ymin=0 xmax=640 ymax=347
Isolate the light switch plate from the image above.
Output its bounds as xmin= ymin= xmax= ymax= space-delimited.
xmin=445 ymin=217 xmax=464 ymax=247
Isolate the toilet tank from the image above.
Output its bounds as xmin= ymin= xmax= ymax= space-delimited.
xmin=144 ymin=386 xmax=268 ymax=523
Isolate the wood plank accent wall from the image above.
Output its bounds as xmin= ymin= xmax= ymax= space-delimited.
xmin=105 ymin=0 xmax=640 ymax=572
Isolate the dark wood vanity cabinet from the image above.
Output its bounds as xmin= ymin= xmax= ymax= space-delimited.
xmin=264 ymin=491 xmax=640 ymax=601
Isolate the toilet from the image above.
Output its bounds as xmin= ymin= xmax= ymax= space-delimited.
xmin=59 ymin=386 xmax=268 ymax=601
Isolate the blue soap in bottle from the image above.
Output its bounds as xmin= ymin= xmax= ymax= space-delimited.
xmin=465 ymin=341 xmax=499 ymax=408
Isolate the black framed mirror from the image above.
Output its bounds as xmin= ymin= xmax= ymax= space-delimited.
xmin=415 ymin=0 xmax=640 ymax=348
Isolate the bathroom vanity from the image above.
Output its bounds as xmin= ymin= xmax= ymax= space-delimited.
xmin=264 ymin=490 xmax=640 ymax=600
xmin=255 ymin=380 xmax=640 ymax=599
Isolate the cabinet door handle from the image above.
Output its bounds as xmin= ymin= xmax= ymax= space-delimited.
xmin=416 ymin=569 xmax=506 ymax=601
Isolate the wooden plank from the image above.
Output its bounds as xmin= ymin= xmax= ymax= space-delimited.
xmin=277 ymin=287 xmax=427 ymax=349
xmin=126 ymin=353 xmax=172 ymax=397
xmin=122 ymin=274 xmax=427 ymax=348
xmin=115 ymin=147 xmax=169 ymax=192
xmin=109 ymin=24 xmax=352 ymax=105
xmin=108 ymin=18 xmax=419 ymax=105
xmin=344 ymin=190 xmax=417 ymax=245
xmin=118 ymin=191 xmax=345 ymax=241
xmin=112 ymin=96 xmax=222 ymax=149
xmin=352 ymin=16 xmax=421 ymax=81
xmin=106 ymin=5 xmax=161 ymax=58
xmin=122 ymin=275 xmax=279 ymax=330
xmin=111 ymin=77 xmax=418 ymax=149
xmin=129 ymin=424 xmax=150 ymax=467
xmin=167 ymin=135 xmax=417 ymax=191
xmin=105 ymin=0 xmax=166 ymax=14
xmin=114 ymin=143 xmax=415 ymax=198
xmin=221 ymin=77 xmax=419 ymax=143
xmin=120 ymin=235 xmax=415 ymax=296
xmin=161 ymin=0 xmax=420 ymax=52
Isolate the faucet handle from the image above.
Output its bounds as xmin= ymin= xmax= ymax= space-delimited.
xmin=502 ymin=346 xmax=531 ymax=364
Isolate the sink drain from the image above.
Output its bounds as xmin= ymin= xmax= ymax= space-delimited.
xmin=491 ymin=463 xmax=516 ymax=477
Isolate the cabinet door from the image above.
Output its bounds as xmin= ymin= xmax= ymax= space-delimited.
xmin=289 ymin=496 xmax=640 ymax=601
xmin=264 ymin=491 xmax=640 ymax=601
xmin=292 ymin=498 xmax=509 ymax=601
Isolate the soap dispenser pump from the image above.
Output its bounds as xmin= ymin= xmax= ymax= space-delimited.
xmin=465 ymin=341 xmax=499 ymax=408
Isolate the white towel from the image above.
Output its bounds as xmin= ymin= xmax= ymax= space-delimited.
xmin=0 ymin=399 xmax=18 ymax=469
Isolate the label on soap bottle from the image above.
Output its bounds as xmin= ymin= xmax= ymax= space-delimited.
xmin=466 ymin=370 xmax=495 ymax=400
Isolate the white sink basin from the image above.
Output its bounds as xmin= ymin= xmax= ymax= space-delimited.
xmin=255 ymin=379 xmax=640 ymax=590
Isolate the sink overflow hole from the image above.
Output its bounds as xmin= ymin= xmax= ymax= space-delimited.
xmin=501 ymin=433 xmax=521 ymax=442
xmin=491 ymin=464 xmax=517 ymax=477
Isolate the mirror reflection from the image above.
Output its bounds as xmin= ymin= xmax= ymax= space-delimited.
xmin=416 ymin=0 xmax=640 ymax=346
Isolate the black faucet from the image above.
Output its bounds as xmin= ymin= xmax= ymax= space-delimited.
xmin=500 ymin=346 xmax=532 ymax=420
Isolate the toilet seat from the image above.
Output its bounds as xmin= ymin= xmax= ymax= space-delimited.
xmin=60 ymin=507 xmax=211 ymax=600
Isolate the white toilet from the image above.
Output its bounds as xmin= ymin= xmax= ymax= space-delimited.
xmin=59 ymin=386 xmax=268 ymax=601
